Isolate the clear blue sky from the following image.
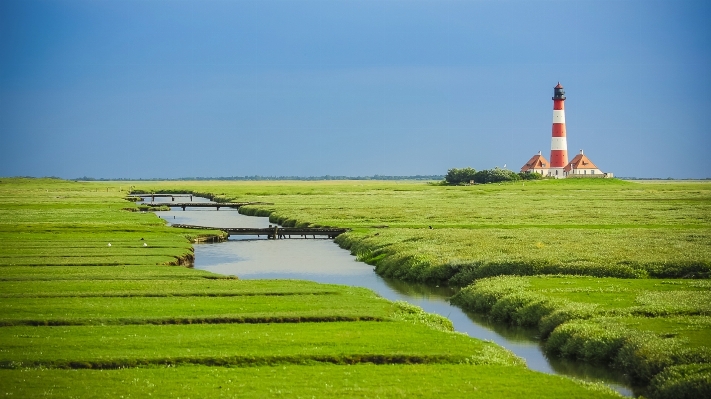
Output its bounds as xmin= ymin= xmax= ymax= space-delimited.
xmin=1 ymin=0 xmax=709 ymax=179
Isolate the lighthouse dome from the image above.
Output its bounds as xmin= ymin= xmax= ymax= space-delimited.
xmin=553 ymin=82 xmax=566 ymax=100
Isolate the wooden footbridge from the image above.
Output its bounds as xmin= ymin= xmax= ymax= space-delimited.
xmin=135 ymin=194 xmax=195 ymax=201
xmin=144 ymin=202 xmax=270 ymax=211
xmin=173 ymin=224 xmax=349 ymax=239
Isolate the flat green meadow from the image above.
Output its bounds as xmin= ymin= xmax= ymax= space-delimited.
xmin=128 ymin=178 xmax=711 ymax=398
xmin=133 ymin=179 xmax=711 ymax=282
xmin=0 ymin=178 xmax=623 ymax=398
xmin=0 ymin=364 xmax=618 ymax=399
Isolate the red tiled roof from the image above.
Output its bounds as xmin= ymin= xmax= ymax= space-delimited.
xmin=564 ymin=153 xmax=599 ymax=172
xmin=520 ymin=154 xmax=549 ymax=172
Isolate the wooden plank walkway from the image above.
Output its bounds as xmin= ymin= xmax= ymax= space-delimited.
xmin=134 ymin=194 xmax=195 ymax=201
xmin=135 ymin=194 xmax=193 ymax=197
xmin=144 ymin=202 xmax=271 ymax=210
xmin=172 ymin=224 xmax=349 ymax=239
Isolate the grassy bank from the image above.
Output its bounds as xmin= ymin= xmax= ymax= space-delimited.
xmin=0 ymin=178 xmax=621 ymax=398
xmin=337 ymin=227 xmax=710 ymax=284
xmin=451 ymin=276 xmax=711 ymax=396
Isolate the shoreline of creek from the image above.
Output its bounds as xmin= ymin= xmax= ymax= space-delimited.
xmin=139 ymin=193 xmax=641 ymax=397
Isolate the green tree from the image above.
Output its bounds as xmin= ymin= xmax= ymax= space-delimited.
xmin=472 ymin=167 xmax=521 ymax=183
xmin=519 ymin=171 xmax=544 ymax=180
xmin=445 ymin=167 xmax=477 ymax=185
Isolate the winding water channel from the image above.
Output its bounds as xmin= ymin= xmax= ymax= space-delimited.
xmin=145 ymin=195 xmax=639 ymax=397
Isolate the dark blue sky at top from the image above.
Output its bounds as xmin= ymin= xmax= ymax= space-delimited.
xmin=1 ymin=0 xmax=709 ymax=179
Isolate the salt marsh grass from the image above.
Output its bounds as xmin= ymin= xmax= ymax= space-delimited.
xmin=0 ymin=364 xmax=623 ymax=399
xmin=124 ymin=179 xmax=710 ymax=397
xmin=0 ymin=321 xmax=520 ymax=369
xmin=338 ymin=227 xmax=711 ymax=284
xmin=132 ymin=179 xmax=710 ymax=229
xmin=452 ymin=276 xmax=711 ymax=394
xmin=0 ymin=279 xmax=346 ymax=297
xmin=0 ymin=265 xmax=224 ymax=281
xmin=0 ymin=291 xmax=395 ymax=326
xmin=0 ymin=178 xmax=622 ymax=398
xmin=132 ymin=179 xmax=711 ymax=282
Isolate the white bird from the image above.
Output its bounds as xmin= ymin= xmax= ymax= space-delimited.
xmin=107 ymin=243 xmax=112 ymax=247
xmin=143 ymin=243 xmax=148 ymax=247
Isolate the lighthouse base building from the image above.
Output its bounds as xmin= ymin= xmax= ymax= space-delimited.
xmin=521 ymin=150 xmax=612 ymax=178
xmin=565 ymin=150 xmax=609 ymax=177
xmin=520 ymin=83 xmax=612 ymax=179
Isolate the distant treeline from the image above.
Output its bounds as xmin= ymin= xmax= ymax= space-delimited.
xmin=73 ymin=175 xmax=445 ymax=182
xmin=444 ymin=167 xmax=543 ymax=185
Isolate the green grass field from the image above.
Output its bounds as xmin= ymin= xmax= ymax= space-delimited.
xmin=125 ymin=178 xmax=711 ymax=397
xmin=0 ymin=364 xmax=620 ymax=399
xmin=130 ymin=179 xmax=711 ymax=283
xmin=0 ymin=178 xmax=623 ymax=398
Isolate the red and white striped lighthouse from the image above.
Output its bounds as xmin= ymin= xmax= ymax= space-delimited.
xmin=549 ymin=82 xmax=568 ymax=176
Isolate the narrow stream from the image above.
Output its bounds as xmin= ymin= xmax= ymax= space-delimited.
xmin=145 ymin=195 xmax=639 ymax=397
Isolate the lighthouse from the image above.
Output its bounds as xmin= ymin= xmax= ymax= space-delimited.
xmin=549 ymin=82 xmax=568 ymax=177
xmin=520 ymin=82 xmax=611 ymax=178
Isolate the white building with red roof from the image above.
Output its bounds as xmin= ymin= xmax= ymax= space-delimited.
xmin=564 ymin=150 xmax=605 ymax=177
xmin=520 ymin=149 xmax=612 ymax=178
xmin=520 ymin=151 xmax=550 ymax=176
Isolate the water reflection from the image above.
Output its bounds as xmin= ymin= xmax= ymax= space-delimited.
xmin=143 ymin=195 xmax=637 ymax=397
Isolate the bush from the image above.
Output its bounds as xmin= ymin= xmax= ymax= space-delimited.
xmin=445 ymin=167 xmax=477 ymax=185
xmin=473 ymin=167 xmax=521 ymax=184
xmin=519 ymin=172 xmax=544 ymax=180
xmin=444 ymin=167 xmax=526 ymax=185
